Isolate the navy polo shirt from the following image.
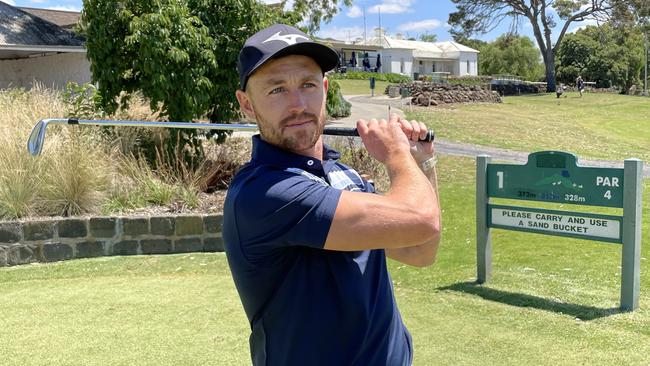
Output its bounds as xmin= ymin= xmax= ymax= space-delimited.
xmin=223 ymin=135 xmax=413 ymax=366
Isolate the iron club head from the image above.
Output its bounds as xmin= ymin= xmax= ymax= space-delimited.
xmin=27 ymin=119 xmax=48 ymax=156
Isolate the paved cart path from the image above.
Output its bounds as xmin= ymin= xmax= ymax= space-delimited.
xmin=328 ymin=95 xmax=650 ymax=177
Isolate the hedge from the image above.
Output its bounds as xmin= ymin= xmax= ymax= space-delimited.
xmin=328 ymin=71 xmax=412 ymax=84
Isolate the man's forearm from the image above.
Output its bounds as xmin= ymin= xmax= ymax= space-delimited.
xmin=386 ymin=159 xmax=442 ymax=267
xmin=384 ymin=152 xmax=437 ymax=213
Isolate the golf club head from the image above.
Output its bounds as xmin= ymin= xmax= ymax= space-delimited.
xmin=27 ymin=119 xmax=48 ymax=156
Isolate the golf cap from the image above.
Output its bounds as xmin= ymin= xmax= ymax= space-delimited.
xmin=238 ymin=24 xmax=339 ymax=91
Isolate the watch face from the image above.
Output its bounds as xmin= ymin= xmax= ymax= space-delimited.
xmin=421 ymin=156 xmax=437 ymax=171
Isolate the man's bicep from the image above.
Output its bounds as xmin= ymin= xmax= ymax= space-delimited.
xmin=235 ymin=173 xmax=340 ymax=252
xmin=324 ymin=190 xmax=433 ymax=252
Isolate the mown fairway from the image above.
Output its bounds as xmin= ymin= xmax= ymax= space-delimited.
xmin=334 ymin=78 xmax=391 ymax=96
xmin=406 ymin=92 xmax=650 ymax=162
xmin=2 ymin=155 xmax=650 ymax=365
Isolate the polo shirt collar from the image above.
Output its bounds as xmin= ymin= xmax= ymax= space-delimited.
xmin=250 ymin=135 xmax=340 ymax=171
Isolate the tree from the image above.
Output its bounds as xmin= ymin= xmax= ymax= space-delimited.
xmin=449 ymin=0 xmax=618 ymax=92
xmin=479 ymin=35 xmax=545 ymax=81
xmin=419 ymin=33 xmax=438 ymax=43
xmin=556 ymin=24 xmax=644 ymax=92
xmin=611 ymin=0 xmax=650 ymax=94
xmin=80 ymin=0 xmax=348 ymax=162
xmin=283 ymin=0 xmax=352 ymax=33
xmin=452 ymin=37 xmax=489 ymax=53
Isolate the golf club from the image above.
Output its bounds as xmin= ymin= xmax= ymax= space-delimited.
xmin=27 ymin=118 xmax=435 ymax=156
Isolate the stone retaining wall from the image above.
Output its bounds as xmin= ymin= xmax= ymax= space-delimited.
xmin=385 ymin=82 xmax=502 ymax=106
xmin=0 ymin=214 xmax=224 ymax=267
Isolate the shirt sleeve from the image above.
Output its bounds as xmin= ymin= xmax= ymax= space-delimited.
xmin=232 ymin=167 xmax=342 ymax=260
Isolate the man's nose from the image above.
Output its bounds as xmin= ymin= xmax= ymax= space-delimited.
xmin=287 ymin=89 xmax=307 ymax=114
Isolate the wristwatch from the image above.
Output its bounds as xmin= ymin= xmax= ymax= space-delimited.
xmin=419 ymin=156 xmax=437 ymax=172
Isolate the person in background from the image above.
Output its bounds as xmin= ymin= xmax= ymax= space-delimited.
xmin=576 ymin=75 xmax=585 ymax=98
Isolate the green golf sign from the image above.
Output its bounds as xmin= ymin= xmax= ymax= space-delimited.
xmin=476 ymin=151 xmax=643 ymax=311
xmin=487 ymin=151 xmax=624 ymax=207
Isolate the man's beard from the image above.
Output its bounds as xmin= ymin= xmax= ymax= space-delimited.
xmin=253 ymin=107 xmax=326 ymax=152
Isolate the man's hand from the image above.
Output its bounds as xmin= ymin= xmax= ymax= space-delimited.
xmin=355 ymin=117 xmax=412 ymax=165
xmin=392 ymin=114 xmax=434 ymax=164
xmin=356 ymin=114 xmax=434 ymax=166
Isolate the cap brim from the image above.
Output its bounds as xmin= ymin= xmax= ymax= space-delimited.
xmin=244 ymin=42 xmax=339 ymax=89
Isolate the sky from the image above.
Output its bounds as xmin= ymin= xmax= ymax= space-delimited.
xmin=5 ymin=0 xmax=598 ymax=44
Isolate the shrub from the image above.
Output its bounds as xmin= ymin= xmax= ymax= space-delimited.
xmin=448 ymin=75 xmax=493 ymax=86
xmin=328 ymin=137 xmax=389 ymax=192
xmin=37 ymin=129 xmax=112 ymax=216
xmin=197 ymin=136 xmax=251 ymax=192
xmin=0 ymin=86 xmax=194 ymax=218
xmin=328 ymin=71 xmax=411 ymax=84
xmin=326 ymin=80 xmax=351 ymax=118
xmin=0 ymin=85 xmax=65 ymax=218
xmin=62 ymin=82 xmax=105 ymax=119
xmin=0 ymin=131 xmax=41 ymax=218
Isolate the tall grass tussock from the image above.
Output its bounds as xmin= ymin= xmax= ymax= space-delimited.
xmin=0 ymin=84 xmax=246 ymax=220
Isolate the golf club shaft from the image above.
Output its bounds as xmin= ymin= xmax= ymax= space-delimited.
xmin=65 ymin=118 xmax=435 ymax=141
xmin=27 ymin=118 xmax=435 ymax=156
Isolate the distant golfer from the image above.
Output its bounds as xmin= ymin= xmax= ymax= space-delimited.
xmin=576 ymin=75 xmax=585 ymax=97
xmin=223 ymin=24 xmax=441 ymax=365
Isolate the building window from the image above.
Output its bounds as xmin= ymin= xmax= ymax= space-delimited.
xmin=400 ymin=58 xmax=404 ymax=74
xmin=467 ymin=60 xmax=471 ymax=74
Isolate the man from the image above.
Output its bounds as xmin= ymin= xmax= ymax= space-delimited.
xmin=576 ymin=75 xmax=585 ymax=98
xmin=223 ymin=24 xmax=441 ymax=366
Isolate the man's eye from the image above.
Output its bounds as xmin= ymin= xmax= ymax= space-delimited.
xmin=270 ymin=87 xmax=285 ymax=94
xmin=303 ymin=82 xmax=316 ymax=88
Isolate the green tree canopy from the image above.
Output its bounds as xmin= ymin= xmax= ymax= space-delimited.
xmin=479 ymin=35 xmax=544 ymax=81
xmin=556 ymin=23 xmax=644 ymax=92
xmin=419 ymin=33 xmax=438 ymax=43
xmin=80 ymin=0 xmax=349 ymax=161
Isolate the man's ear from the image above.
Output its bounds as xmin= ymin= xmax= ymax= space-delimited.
xmin=236 ymin=90 xmax=256 ymax=122
xmin=323 ymin=76 xmax=329 ymax=93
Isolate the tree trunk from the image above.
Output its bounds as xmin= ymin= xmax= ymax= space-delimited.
xmin=545 ymin=49 xmax=556 ymax=92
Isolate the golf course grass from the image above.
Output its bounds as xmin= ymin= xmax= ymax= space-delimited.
xmin=2 ymin=84 xmax=649 ymax=365
xmin=407 ymin=91 xmax=650 ymax=163
xmin=2 ymin=154 xmax=649 ymax=365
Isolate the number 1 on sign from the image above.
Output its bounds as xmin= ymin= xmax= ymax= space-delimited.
xmin=497 ymin=171 xmax=504 ymax=189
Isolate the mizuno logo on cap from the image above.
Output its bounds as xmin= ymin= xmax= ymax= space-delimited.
xmin=262 ymin=32 xmax=309 ymax=46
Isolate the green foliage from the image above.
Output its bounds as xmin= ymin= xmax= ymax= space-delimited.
xmin=328 ymin=71 xmax=412 ymax=83
xmin=326 ymin=80 xmax=351 ymax=118
xmin=61 ymin=82 xmax=104 ymax=119
xmin=556 ymin=24 xmax=644 ymax=91
xmin=479 ymin=35 xmax=545 ymax=81
xmin=452 ymin=37 xmax=488 ymax=52
xmin=419 ymin=33 xmax=437 ymax=43
xmin=283 ymin=0 xmax=352 ymax=33
xmin=448 ymin=75 xmax=493 ymax=86
xmin=105 ymin=154 xmax=197 ymax=213
xmin=80 ymin=0 xmax=350 ymax=167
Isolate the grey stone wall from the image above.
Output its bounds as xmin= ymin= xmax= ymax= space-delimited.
xmin=0 ymin=214 xmax=224 ymax=267
xmin=385 ymin=82 xmax=504 ymax=106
